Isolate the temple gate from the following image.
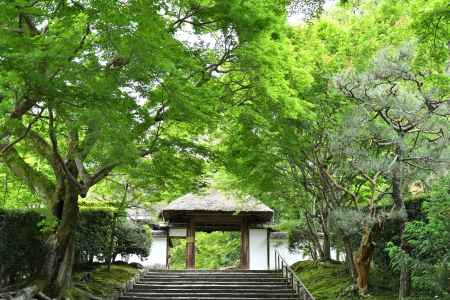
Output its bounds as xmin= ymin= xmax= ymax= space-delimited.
xmin=149 ymin=190 xmax=288 ymax=270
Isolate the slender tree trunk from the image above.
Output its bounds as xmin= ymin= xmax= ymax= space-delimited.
xmin=319 ymin=209 xmax=331 ymax=261
xmin=354 ymin=223 xmax=381 ymax=296
xmin=321 ymin=230 xmax=331 ymax=261
xmin=392 ymin=142 xmax=411 ymax=299
xmin=40 ymin=181 xmax=79 ymax=298
xmin=342 ymin=235 xmax=357 ymax=285
xmin=307 ymin=243 xmax=318 ymax=262
xmin=107 ymin=213 xmax=118 ymax=271
xmin=439 ymin=258 xmax=448 ymax=291
xmin=304 ymin=211 xmax=325 ymax=260
xmin=399 ymin=222 xmax=411 ymax=299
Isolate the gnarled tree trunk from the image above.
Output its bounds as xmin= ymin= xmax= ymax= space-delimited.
xmin=354 ymin=222 xmax=381 ymax=296
xmin=40 ymin=181 xmax=79 ymax=298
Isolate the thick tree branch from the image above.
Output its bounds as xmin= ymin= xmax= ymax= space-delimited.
xmin=48 ymin=108 xmax=82 ymax=189
xmin=0 ymin=146 xmax=55 ymax=204
xmin=85 ymin=162 xmax=120 ymax=190
xmin=0 ymin=108 xmax=44 ymax=155
xmin=11 ymin=97 xmax=38 ymax=119
xmin=78 ymin=123 xmax=100 ymax=160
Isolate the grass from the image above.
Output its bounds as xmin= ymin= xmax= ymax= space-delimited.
xmin=67 ymin=263 xmax=139 ymax=299
xmin=292 ymin=261 xmax=397 ymax=300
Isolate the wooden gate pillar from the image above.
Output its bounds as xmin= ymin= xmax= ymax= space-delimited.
xmin=186 ymin=220 xmax=196 ymax=269
xmin=240 ymin=216 xmax=249 ymax=269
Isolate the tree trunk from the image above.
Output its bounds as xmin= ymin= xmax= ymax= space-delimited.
xmin=354 ymin=223 xmax=381 ymax=296
xmin=307 ymin=243 xmax=318 ymax=262
xmin=342 ymin=235 xmax=357 ymax=285
xmin=392 ymin=142 xmax=411 ymax=299
xmin=399 ymin=262 xmax=411 ymax=299
xmin=40 ymin=182 xmax=79 ymax=298
xmin=399 ymin=222 xmax=411 ymax=299
xmin=319 ymin=210 xmax=331 ymax=261
xmin=304 ymin=211 xmax=325 ymax=260
xmin=321 ymin=231 xmax=331 ymax=261
xmin=107 ymin=213 xmax=118 ymax=271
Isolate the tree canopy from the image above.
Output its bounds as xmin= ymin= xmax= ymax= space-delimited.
xmin=0 ymin=0 xmax=449 ymax=299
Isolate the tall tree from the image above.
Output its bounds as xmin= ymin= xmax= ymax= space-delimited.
xmin=335 ymin=42 xmax=450 ymax=298
xmin=0 ymin=0 xmax=293 ymax=297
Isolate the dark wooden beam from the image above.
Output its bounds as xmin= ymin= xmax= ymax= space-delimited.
xmin=166 ymin=236 xmax=170 ymax=269
xmin=240 ymin=216 xmax=249 ymax=269
xmin=163 ymin=211 xmax=273 ymax=225
xmin=186 ymin=220 xmax=196 ymax=269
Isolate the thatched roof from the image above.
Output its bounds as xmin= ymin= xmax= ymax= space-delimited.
xmin=161 ymin=190 xmax=273 ymax=224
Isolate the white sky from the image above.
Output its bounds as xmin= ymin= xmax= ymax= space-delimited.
xmin=132 ymin=1 xmax=340 ymax=105
xmin=287 ymin=0 xmax=339 ymax=25
xmin=175 ymin=0 xmax=339 ymax=48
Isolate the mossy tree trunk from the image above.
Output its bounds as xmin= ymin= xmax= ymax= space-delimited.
xmin=1 ymin=141 xmax=115 ymax=298
xmin=39 ymin=174 xmax=80 ymax=298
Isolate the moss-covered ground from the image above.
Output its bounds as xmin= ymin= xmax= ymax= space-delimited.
xmin=292 ymin=261 xmax=397 ymax=300
xmin=67 ymin=263 xmax=139 ymax=299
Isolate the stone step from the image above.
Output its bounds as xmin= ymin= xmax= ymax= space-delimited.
xmin=145 ymin=273 xmax=281 ymax=278
xmin=133 ymin=284 xmax=291 ymax=289
xmin=142 ymin=275 xmax=283 ymax=279
xmin=120 ymin=270 xmax=299 ymax=300
xmin=140 ymin=278 xmax=286 ymax=283
xmin=145 ymin=270 xmax=278 ymax=273
xmin=136 ymin=281 xmax=290 ymax=286
xmin=133 ymin=287 xmax=294 ymax=292
xmin=142 ymin=271 xmax=279 ymax=276
xmin=124 ymin=292 xmax=296 ymax=297
xmin=120 ymin=297 xmax=296 ymax=300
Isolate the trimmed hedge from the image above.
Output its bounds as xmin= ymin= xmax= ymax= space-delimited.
xmin=75 ymin=209 xmax=115 ymax=264
xmin=0 ymin=208 xmax=150 ymax=288
xmin=0 ymin=210 xmax=47 ymax=288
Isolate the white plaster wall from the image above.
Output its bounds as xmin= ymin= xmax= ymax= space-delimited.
xmin=114 ymin=254 xmax=151 ymax=266
xmin=249 ymin=229 xmax=268 ymax=270
xmin=269 ymin=236 xmax=289 ymax=269
xmin=269 ymin=237 xmax=346 ymax=269
xmin=147 ymin=236 xmax=167 ymax=268
xmin=169 ymin=227 xmax=187 ymax=237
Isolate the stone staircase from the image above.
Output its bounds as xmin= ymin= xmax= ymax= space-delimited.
xmin=119 ymin=270 xmax=298 ymax=300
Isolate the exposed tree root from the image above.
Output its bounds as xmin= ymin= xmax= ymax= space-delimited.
xmin=0 ymin=281 xmax=47 ymax=300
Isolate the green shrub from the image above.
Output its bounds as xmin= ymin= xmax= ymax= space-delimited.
xmin=170 ymin=231 xmax=240 ymax=269
xmin=75 ymin=209 xmax=114 ymax=264
xmin=387 ymin=176 xmax=450 ymax=298
xmin=0 ymin=209 xmax=47 ymax=287
xmin=0 ymin=208 xmax=150 ymax=288
xmin=113 ymin=222 xmax=151 ymax=260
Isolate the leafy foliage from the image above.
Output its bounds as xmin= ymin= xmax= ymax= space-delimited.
xmin=0 ymin=209 xmax=47 ymax=287
xmin=387 ymin=176 xmax=450 ymax=297
xmin=0 ymin=208 xmax=149 ymax=287
xmin=113 ymin=222 xmax=151 ymax=260
xmin=170 ymin=232 xmax=240 ymax=269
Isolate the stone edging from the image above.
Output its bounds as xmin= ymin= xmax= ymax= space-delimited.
xmin=109 ymin=267 xmax=149 ymax=300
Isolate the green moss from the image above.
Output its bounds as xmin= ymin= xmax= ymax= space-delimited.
xmin=67 ymin=264 xmax=139 ymax=299
xmin=292 ymin=261 xmax=397 ymax=300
